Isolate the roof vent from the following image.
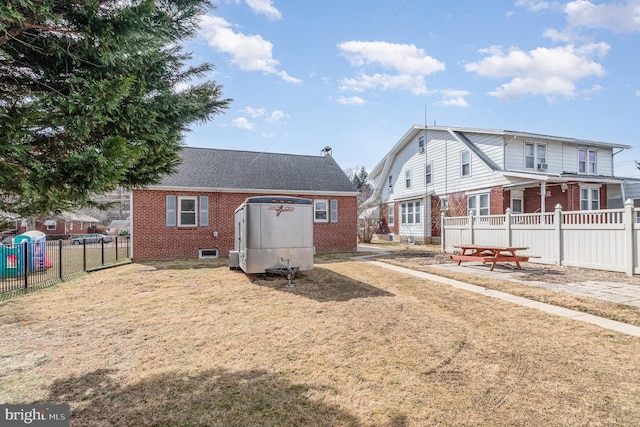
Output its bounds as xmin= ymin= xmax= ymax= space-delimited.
xmin=321 ymin=146 xmax=332 ymax=157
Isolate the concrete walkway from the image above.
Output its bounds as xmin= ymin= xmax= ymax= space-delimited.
xmin=430 ymin=262 xmax=640 ymax=309
xmin=356 ymin=246 xmax=640 ymax=338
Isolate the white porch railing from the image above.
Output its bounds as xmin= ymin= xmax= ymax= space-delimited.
xmin=441 ymin=199 xmax=639 ymax=276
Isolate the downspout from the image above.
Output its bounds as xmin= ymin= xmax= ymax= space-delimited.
xmin=613 ymin=148 xmax=626 ymax=206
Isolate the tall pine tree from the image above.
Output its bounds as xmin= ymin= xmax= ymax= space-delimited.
xmin=0 ymin=0 xmax=231 ymax=217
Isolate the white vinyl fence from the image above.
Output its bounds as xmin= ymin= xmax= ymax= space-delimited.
xmin=441 ymin=199 xmax=640 ymax=276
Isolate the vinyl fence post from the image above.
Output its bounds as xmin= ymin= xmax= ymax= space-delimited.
xmin=440 ymin=212 xmax=446 ymax=252
xmin=624 ymin=199 xmax=634 ymax=276
xmin=505 ymin=207 xmax=512 ymax=247
xmin=468 ymin=212 xmax=475 ymax=244
xmin=554 ymin=204 xmax=562 ymax=266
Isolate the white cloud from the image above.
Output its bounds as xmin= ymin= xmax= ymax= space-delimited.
xmin=465 ymin=43 xmax=609 ymax=100
xmin=636 ymin=90 xmax=640 ymax=97
xmin=174 ymin=82 xmax=190 ymax=93
xmin=565 ymin=0 xmax=640 ymax=33
xmin=334 ymin=96 xmax=367 ymax=105
xmin=339 ymin=73 xmax=430 ymax=95
xmin=245 ymin=0 xmax=282 ymax=20
xmin=232 ymin=117 xmax=255 ymax=130
xmin=266 ymin=110 xmax=286 ymax=123
xmin=199 ymin=15 xmax=300 ymax=83
xmin=337 ymin=41 xmax=445 ymax=95
xmin=241 ymin=106 xmax=266 ymax=117
xmin=435 ymin=89 xmax=471 ymax=108
xmin=515 ymin=0 xmax=563 ymax=13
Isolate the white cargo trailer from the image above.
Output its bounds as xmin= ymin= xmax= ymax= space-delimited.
xmin=229 ymin=196 xmax=314 ymax=274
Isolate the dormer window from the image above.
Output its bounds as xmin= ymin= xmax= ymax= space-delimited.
xmin=578 ymin=148 xmax=597 ymax=174
xmin=525 ymin=142 xmax=547 ymax=170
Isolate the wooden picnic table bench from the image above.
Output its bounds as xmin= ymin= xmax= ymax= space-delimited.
xmin=451 ymin=244 xmax=530 ymax=271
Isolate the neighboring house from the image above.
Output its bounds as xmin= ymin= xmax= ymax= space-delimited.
xmin=131 ymin=146 xmax=359 ymax=261
xmin=108 ymin=219 xmax=130 ymax=235
xmin=364 ymin=125 xmax=633 ymax=244
xmin=19 ymin=211 xmax=100 ymax=237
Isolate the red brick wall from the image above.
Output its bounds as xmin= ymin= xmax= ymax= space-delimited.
xmin=523 ymin=182 xmax=607 ymax=212
xmin=132 ymin=190 xmax=358 ymax=261
xmin=21 ymin=219 xmax=91 ymax=237
xmin=489 ymin=186 xmax=504 ymax=215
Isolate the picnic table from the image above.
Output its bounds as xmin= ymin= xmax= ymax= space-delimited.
xmin=450 ymin=244 xmax=530 ymax=271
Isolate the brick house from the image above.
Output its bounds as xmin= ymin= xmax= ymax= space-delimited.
xmin=364 ymin=125 xmax=632 ymax=244
xmin=131 ymin=147 xmax=359 ymax=261
xmin=18 ymin=211 xmax=99 ymax=238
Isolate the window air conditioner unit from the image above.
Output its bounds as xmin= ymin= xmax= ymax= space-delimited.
xmin=388 ymin=185 xmax=393 ymax=193
xmin=537 ymin=163 xmax=548 ymax=170
xmin=418 ymin=146 xmax=425 ymax=153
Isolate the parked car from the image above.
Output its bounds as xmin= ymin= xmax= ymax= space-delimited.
xmin=70 ymin=233 xmax=113 ymax=245
xmin=0 ymin=230 xmax=17 ymax=244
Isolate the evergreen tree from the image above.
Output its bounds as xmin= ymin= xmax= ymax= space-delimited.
xmin=0 ymin=0 xmax=231 ymax=217
xmin=351 ymin=166 xmax=372 ymax=205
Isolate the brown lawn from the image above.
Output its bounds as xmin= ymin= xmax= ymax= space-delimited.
xmin=1 ymin=253 xmax=640 ymax=426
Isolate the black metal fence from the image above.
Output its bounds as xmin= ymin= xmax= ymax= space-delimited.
xmin=0 ymin=236 xmax=131 ymax=294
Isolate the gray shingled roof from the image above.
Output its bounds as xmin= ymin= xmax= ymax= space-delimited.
xmin=157 ymin=147 xmax=358 ymax=193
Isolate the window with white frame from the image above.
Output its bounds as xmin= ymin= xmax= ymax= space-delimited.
xmin=511 ymin=198 xmax=523 ymax=213
xmin=580 ymin=187 xmax=600 ymax=210
xmin=418 ymin=135 xmax=425 ymax=153
xmin=461 ymin=151 xmax=470 ymax=176
xmin=439 ymin=197 xmax=448 ymax=212
xmin=525 ymin=142 xmax=547 ymax=169
xmin=314 ymin=199 xmax=328 ymax=222
xmin=511 ymin=189 xmax=523 ymax=213
xmin=578 ymin=148 xmax=597 ymax=174
xmin=44 ymin=219 xmax=56 ymax=230
xmin=405 ymin=169 xmax=411 ymax=188
xmin=330 ymin=199 xmax=338 ymax=223
xmin=426 ymin=162 xmax=432 ymax=185
xmin=400 ymin=201 xmax=421 ymax=224
xmin=388 ymin=204 xmax=394 ymax=226
xmin=178 ymin=196 xmax=197 ymax=226
xmin=388 ymin=175 xmax=393 ymax=191
xmin=167 ymin=195 xmax=209 ymax=227
xmin=467 ymin=193 xmax=490 ymax=216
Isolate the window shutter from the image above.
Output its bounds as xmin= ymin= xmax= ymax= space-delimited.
xmin=166 ymin=195 xmax=176 ymax=226
xmin=330 ymin=200 xmax=338 ymax=223
xmin=200 ymin=196 xmax=209 ymax=226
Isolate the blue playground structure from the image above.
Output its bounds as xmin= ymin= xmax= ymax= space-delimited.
xmin=0 ymin=231 xmax=51 ymax=278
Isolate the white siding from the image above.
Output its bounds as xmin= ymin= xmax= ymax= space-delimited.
xmin=425 ymin=130 xmax=509 ymax=196
xmin=468 ymin=133 xmax=504 ymax=167
xmin=506 ymin=138 xmax=614 ymax=176
xmin=562 ymin=144 xmax=613 ymax=175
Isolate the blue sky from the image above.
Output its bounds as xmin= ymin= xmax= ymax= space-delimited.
xmin=182 ymin=0 xmax=640 ymax=178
